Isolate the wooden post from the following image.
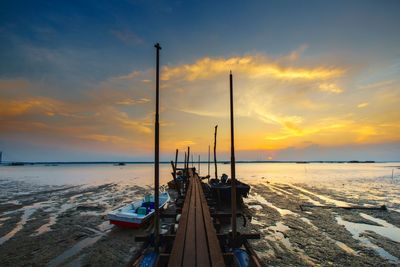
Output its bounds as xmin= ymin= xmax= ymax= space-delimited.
xmin=184 ymin=152 xmax=187 ymax=171
xmin=154 ymin=43 xmax=162 ymax=252
xmin=187 ymin=146 xmax=190 ymax=171
xmin=214 ymin=125 xmax=218 ymax=180
xmin=174 ymin=149 xmax=179 ymax=171
xmin=229 ymin=71 xmax=237 ymax=240
xmin=208 ymin=145 xmax=210 ymax=177
xmin=198 ymin=155 xmax=200 ymax=175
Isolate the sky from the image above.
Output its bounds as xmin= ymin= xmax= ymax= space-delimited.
xmin=0 ymin=0 xmax=399 ymax=162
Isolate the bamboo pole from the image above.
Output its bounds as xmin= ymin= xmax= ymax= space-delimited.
xmin=187 ymin=146 xmax=190 ymax=171
xmin=229 ymin=71 xmax=237 ymax=240
xmin=174 ymin=149 xmax=179 ymax=171
xmin=214 ymin=125 xmax=218 ymax=180
xmin=154 ymin=43 xmax=161 ymax=252
xmin=208 ymin=145 xmax=210 ymax=177
xmin=184 ymin=152 xmax=187 ymax=171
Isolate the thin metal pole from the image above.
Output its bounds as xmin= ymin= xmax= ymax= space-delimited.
xmin=191 ymin=154 xmax=193 ymax=168
xmin=214 ymin=125 xmax=218 ymax=180
xmin=230 ymin=71 xmax=237 ymax=240
xmin=208 ymin=145 xmax=210 ymax=177
xmin=154 ymin=43 xmax=162 ymax=252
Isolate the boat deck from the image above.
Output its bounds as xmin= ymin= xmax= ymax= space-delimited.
xmin=168 ymin=170 xmax=225 ymax=267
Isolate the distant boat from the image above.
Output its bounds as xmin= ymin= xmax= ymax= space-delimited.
xmin=114 ymin=162 xmax=126 ymax=166
xmin=108 ymin=192 xmax=170 ymax=228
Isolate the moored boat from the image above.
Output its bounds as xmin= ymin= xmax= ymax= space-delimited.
xmin=108 ymin=192 xmax=170 ymax=228
xmin=208 ymin=173 xmax=250 ymax=203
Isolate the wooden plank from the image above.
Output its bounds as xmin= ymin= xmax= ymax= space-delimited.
xmin=195 ymin=178 xmax=210 ymax=267
xmin=182 ymin=177 xmax=197 ymax=266
xmin=198 ymin=178 xmax=225 ymax=267
xmin=168 ymin=179 xmax=193 ymax=267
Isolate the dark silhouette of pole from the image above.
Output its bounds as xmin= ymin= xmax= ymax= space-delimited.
xmin=229 ymin=71 xmax=237 ymax=240
xmin=184 ymin=152 xmax=187 ymax=171
xmin=208 ymin=145 xmax=210 ymax=177
xmin=173 ymin=149 xmax=180 ymax=196
xmin=191 ymin=154 xmax=193 ymax=168
xmin=154 ymin=43 xmax=161 ymax=252
xmin=214 ymin=125 xmax=218 ymax=179
xmin=174 ymin=149 xmax=179 ymax=171
xmin=198 ymin=155 xmax=200 ymax=175
xmin=187 ymin=147 xmax=190 ymax=171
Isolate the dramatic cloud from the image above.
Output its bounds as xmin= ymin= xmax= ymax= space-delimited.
xmin=1 ymin=50 xmax=399 ymax=160
xmin=161 ymin=55 xmax=344 ymax=81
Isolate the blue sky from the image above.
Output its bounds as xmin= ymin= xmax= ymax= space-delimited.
xmin=1 ymin=0 xmax=399 ymax=161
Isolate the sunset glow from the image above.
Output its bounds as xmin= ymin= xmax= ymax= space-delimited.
xmin=1 ymin=1 xmax=399 ymax=161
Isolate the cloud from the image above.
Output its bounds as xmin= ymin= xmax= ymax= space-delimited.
xmin=357 ymin=102 xmax=369 ymax=108
xmin=318 ymin=83 xmax=343 ymax=93
xmin=161 ymin=55 xmax=344 ymax=81
xmin=115 ymin=98 xmax=150 ymax=105
xmin=2 ymin=48 xmax=399 ymax=160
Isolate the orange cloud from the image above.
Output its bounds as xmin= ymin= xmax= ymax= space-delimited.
xmin=161 ymin=55 xmax=344 ymax=81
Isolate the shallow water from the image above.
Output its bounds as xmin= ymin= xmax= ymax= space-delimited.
xmin=0 ymin=162 xmax=399 ymax=186
xmin=0 ymin=162 xmax=399 ymax=266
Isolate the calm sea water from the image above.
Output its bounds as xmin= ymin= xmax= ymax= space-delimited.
xmin=0 ymin=162 xmax=398 ymax=187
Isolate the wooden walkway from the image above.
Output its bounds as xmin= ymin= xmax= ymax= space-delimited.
xmin=168 ymin=171 xmax=225 ymax=267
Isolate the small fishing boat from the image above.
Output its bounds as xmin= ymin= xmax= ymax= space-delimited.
xmin=108 ymin=192 xmax=170 ymax=228
xmin=208 ymin=173 xmax=250 ymax=203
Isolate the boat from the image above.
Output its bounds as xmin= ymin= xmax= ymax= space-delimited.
xmin=108 ymin=192 xmax=170 ymax=228
xmin=208 ymin=173 xmax=250 ymax=203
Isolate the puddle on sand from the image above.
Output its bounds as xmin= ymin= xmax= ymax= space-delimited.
xmin=300 ymin=217 xmax=357 ymax=255
xmin=290 ymin=184 xmax=351 ymax=207
xmin=0 ymin=202 xmax=48 ymax=245
xmin=336 ymin=214 xmax=400 ymax=263
xmin=251 ymin=193 xmax=296 ymax=216
xmin=33 ymin=203 xmax=75 ymax=236
xmin=262 ymin=221 xmax=317 ymax=266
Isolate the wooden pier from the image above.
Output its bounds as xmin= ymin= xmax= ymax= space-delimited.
xmin=168 ymin=169 xmax=225 ymax=267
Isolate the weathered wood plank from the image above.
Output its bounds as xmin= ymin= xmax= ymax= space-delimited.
xmin=168 ymin=179 xmax=193 ymax=267
xmin=182 ymin=178 xmax=197 ymax=266
xmin=198 ymin=178 xmax=225 ymax=267
xmin=195 ymin=178 xmax=210 ymax=266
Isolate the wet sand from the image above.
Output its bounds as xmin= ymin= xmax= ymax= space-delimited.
xmin=0 ymin=175 xmax=399 ymax=266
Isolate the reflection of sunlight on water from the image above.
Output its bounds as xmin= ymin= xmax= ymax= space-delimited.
xmin=336 ymin=214 xmax=400 ymax=263
xmin=250 ymin=193 xmax=295 ymax=216
xmin=1 ymin=162 xmax=399 ymax=188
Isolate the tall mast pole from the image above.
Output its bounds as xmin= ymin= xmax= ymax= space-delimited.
xmin=214 ymin=125 xmax=218 ymax=179
xmin=184 ymin=152 xmax=187 ymax=171
xmin=230 ymin=71 xmax=237 ymax=240
xmin=154 ymin=43 xmax=161 ymax=252
xmin=208 ymin=145 xmax=210 ymax=177
xmin=187 ymin=146 xmax=190 ymax=171
xmin=174 ymin=149 xmax=179 ymax=171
